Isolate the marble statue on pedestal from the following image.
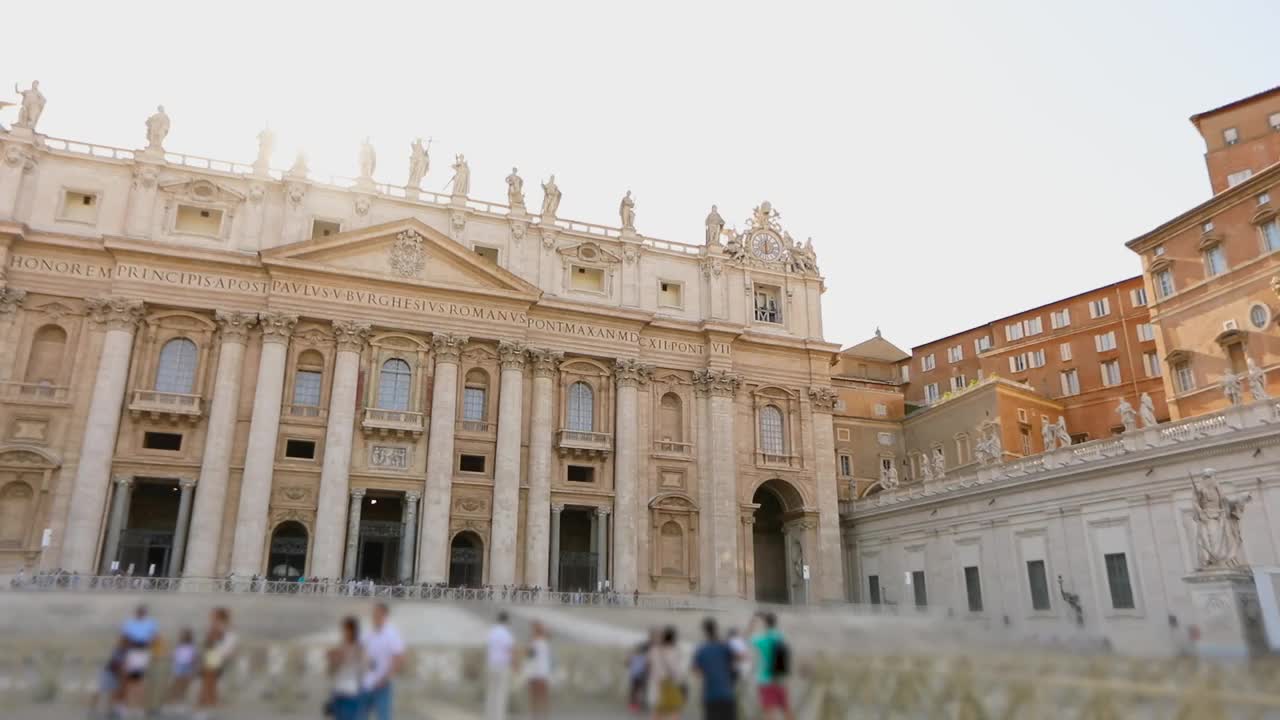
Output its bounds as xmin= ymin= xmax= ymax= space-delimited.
xmin=1222 ymin=371 xmax=1243 ymax=406
xmin=254 ymin=127 xmax=275 ymax=172
xmin=881 ymin=463 xmax=899 ymax=489
xmin=1191 ymin=469 xmax=1251 ymax=569
xmin=540 ymin=175 xmax=561 ymax=219
xmin=1117 ymin=398 xmax=1138 ymax=433
xmin=704 ymin=205 xmax=724 ymax=247
xmin=145 ymin=105 xmax=170 ymax=152
xmin=975 ymin=423 xmax=1003 ymax=465
xmin=407 ymin=137 xmax=430 ymax=189
xmin=1248 ymin=358 xmax=1270 ymax=401
xmin=1041 ymin=418 xmax=1056 ymax=452
xmin=14 ymin=81 xmax=45 ymax=130
xmin=506 ymin=168 xmax=524 ymax=209
xmin=932 ymin=451 xmax=945 ymax=479
xmin=920 ymin=458 xmax=933 ymax=482
xmin=449 ymin=154 xmax=470 ymax=197
xmin=1139 ymin=392 xmax=1157 ymax=428
xmin=619 ymin=190 xmax=635 ymax=231
xmin=288 ymin=151 xmax=309 ymax=179
xmin=1053 ymin=416 xmax=1071 ymax=448
xmin=358 ymin=138 xmax=376 ymax=180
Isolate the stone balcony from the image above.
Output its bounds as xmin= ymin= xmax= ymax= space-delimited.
xmin=556 ymin=429 xmax=613 ymax=458
xmin=128 ymin=390 xmax=203 ymax=424
xmin=757 ymin=452 xmax=801 ymax=470
xmin=361 ymin=408 xmax=425 ymax=437
xmin=455 ymin=419 xmax=495 ymax=436
xmin=0 ymin=381 xmax=70 ymax=404
xmin=281 ymin=403 xmax=328 ymax=424
xmin=652 ymin=440 xmax=692 ymax=458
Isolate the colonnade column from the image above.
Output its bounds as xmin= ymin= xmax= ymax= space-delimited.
xmin=343 ymin=489 xmax=366 ymax=580
xmin=523 ymin=349 xmax=561 ymax=588
xmin=98 ymin=476 xmax=133 ymax=574
xmin=313 ymin=320 xmax=372 ymax=580
xmin=167 ymin=477 xmax=196 ymax=576
xmin=548 ymin=504 xmax=564 ymax=591
xmin=63 ymin=297 xmax=144 ymax=573
xmin=228 ymin=312 xmax=297 ymax=575
xmin=692 ymin=371 xmax=715 ymax=594
xmin=185 ymin=310 xmax=257 ymax=577
xmin=808 ymin=386 xmax=845 ymax=602
xmin=398 ymin=491 xmax=419 ymax=582
xmin=707 ymin=370 xmax=743 ymax=597
xmin=611 ymin=359 xmax=651 ymax=593
xmin=596 ymin=506 xmax=611 ymax=590
xmin=489 ymin=341 xmax=526 ymax=586
xmin=418 ymin=333 xmax=470 ymax=583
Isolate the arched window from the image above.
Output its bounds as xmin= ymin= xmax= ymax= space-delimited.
xmin=659 ymin=521 xmax=685 ymax=575
xmin=759 ymin=405 xmax=784 ymax=456
xmin=462 ymin=369 xmax=489 ymax=424
xmin=659 ymin=393 xmax=682 ymax=442
xmin=378 ymin=358 xmax=412 ymax=411
xmin=292 ymin=349 xmax=325 ymax=407
xmin=567 ymin=381 xmax=594 ymax=432
xmin=25 ymin=325 xmax=67 ymax=384
xmin=155 ymin=338 xmax=198 ymax=394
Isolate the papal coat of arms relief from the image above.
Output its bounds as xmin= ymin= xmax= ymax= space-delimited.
xmin=388 ymin=229 xmax=427 ymax=278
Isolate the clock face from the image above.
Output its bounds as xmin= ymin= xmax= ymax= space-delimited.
xmin=751 ymin=231 xmax=782 ymax=261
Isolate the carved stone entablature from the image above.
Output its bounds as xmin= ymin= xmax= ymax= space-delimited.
xmin=388 ymin=229 xmax=427 ymax=278
xmin=615 ymin=358 xmax=653 ymax=387
xmin=498 ymin=341 xmax=527 ymax=370
xmin=159 ymin=177 xmax=246 ymax=206
xmin=692 ymin=368 xmax=741 ymax=398
xmin=527 ymin=347 xmax=564 ymax=378
xmin=807 ymin=385 xmax=838 ymax=413
xmin=558 ymin=241 xmax=621 ymax=266
xmin=269 ymin=507 xmax=312 ymax=529
xmin=86 ymin=297 xmax=145 ymax=331
xmin=214 ymin=310 xmax=258 ymax=343
xmin=0 ymin=288 xmax=27 ymax=315
xmin=332 ymin=319 xmax=373 ymax=353
xmin=431 ymin=333 xmax=470 ymax=364
xmin=258 ymin=311 xmax=298 ymax=345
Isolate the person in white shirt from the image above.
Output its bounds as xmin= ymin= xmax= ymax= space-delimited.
xmin=360 ymin=602 xmax=405 ymax=720
xmin=485 ymin=611 xmax=516 ymax=720
xmin=525 ymin=621 xmax=552 ymax=720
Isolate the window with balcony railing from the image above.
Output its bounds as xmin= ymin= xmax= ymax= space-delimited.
xmin=378 ymin=358 xmax=412 ymax=411
xmin=759 ymin=405 xmax=784 ymax=457
xmin=156 ymin=338 xmax=198 ymax=394
xmin=567 ymin=382 xmax=594 ymax=432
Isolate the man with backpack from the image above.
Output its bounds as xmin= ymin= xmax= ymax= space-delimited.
xmin=747 ymin=612 xmax=793 ymax=720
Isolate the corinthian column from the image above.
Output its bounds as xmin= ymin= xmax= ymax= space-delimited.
xmin=398 ymin=491 xmax=420 ymax=581
xmin=612 ymin=358 xmax=651 ymax=593
xmin=343 ymin=488 xmax=366 ymax=579
xmin=808 ymin=385 xmax=845 ymax=602
xmin=185 ymin=310 xmax=257 ymax=577
xmin=167 ymin=477 xmax=197 ymax=576
xmin=523 ymin=348 xmax=562 ymax=588
xmin=62 ymin=297 xmax=144 ymax=572
xmin=0 ymin=288 xmax=27 ymax=383
xmin=488 ymin=341 xmax=526 ymax=586
xmin=418 ymin=333 xmax=469 ymax=582
xmin=693 ymin=371 xmax=715 ymax=594
xmin=228 ymin=312 xmax=297 ymax=575
xmin=702 ymin=369 xmax=743 ymax=597
xmin=312 ymin=320 xmax=372 ymax=579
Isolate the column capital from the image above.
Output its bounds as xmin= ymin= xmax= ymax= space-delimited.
xmin=350 ymin=488 xmax=367 ymax=500
xmin=87 ymin=297 xmax=145 ymax=332
xmin=178 ymin=476 xmax=197 ymax=489
xmin=332 ymin=319 xmax=373 ymax=353
xmin=431 ymin=333 xmax=470 ymax=364
xmin=614 ymin=358 xmax=653 ymax=388
xmin=595 ymin=506 xmax=611 ymax=519
xmin=405 ymin=490 xmax=421 ymax=503
xmin=527 ymin=348 xmax=564 ymax=378
xmin=693 ymin=368 xmax=741 ymax=398
xmin=807 ymin=385 xmax=838 ymax=413
xmin=551 ymin=503 xmax=565 ymax=514
xmin=258 ymin=311 xmax=299 ymax=345
xmin=498 ymin=341 xmax=527 ymax=370
xmin=0 ymin=287 xmax=26 ymax=315
xmin=112 ymin=474 xmax=134 ymax=488
xmin=214 ymin=310 xmax=258 ymax=343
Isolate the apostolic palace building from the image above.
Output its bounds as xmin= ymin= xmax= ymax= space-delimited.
xmin=0 ymin=90 xmax=844 ymax=604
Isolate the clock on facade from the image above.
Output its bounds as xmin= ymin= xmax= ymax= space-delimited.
xmin=750 ymin=231 xmax=783 ymax=261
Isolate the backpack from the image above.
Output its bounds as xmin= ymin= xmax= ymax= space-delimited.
xmin=771 ymin=638 xmax=790 ymax=678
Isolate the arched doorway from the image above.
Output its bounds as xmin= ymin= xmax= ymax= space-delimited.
xmin=448 ymin=531 xmax=484 ymax=588
xmin=752 ymin=479 xmax=804 ymax=604
xmin=267 ymin=521 xmax=308 ymax=581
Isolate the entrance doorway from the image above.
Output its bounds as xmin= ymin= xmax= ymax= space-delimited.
xmin=117 ymin=479 xmax=180 ymax=577
xmin=752 ymin=486 xmax=788 ymax=604
xmin=556 ymin=507 xmax=598 ymax=592
xmin=448 ymin=531 xmax=484 ymax=587
xmin=355 ymin=494 xmax=403 ymax=583
xmin=267 ymin=521 xmax=308 ymax=580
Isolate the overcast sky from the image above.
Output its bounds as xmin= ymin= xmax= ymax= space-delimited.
xmin=5 ymin=1 xmax=1279 ymax=349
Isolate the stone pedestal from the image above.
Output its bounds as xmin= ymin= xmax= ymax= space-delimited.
xmin=1183 ymin=567 xmax=1268 ymax=658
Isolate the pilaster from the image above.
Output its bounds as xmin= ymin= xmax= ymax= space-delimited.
xmin=314 ymin=320 xmax=372 ymax=579
xmin=489 ymin=341 xmax=526 ymax=585
xmin=524 ymin=348 xmax=562 ymax=587
xmin=612 ymin=358 xmax=651 ymax=592
xmin=419 ymin=333 xmax=470 ymax=582
xmin=808 ymin=385 xmax=845 ymax=602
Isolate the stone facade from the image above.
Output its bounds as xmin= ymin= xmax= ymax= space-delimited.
xmin=0 ymin=115 xmax=843 ymax=602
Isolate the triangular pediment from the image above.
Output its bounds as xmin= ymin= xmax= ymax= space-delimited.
xmin=261 ymin=218 xmax=542 ymax=300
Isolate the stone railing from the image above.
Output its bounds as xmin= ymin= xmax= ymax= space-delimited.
xmin=280 ymin=403 xmax=327 ymax=422
xmin=360 ymin=408 xmax=425 ymax=437
xmin=556 ymin=429 xmax=613 ymax=457
xmin=0 ymin=381 xmax=70 ymax=403
xmin=758 ymin=452 xmax=800 ymax=469
xmin=456 ymin=419 xmax=495 ymax=434
xmin=653 ymin=440 xmax=693 ymax=456
xmin=127 ymin=389 xmax=203 ymax=422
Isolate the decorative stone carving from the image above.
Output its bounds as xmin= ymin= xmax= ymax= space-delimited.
xmin=350 ymin=487 xmax=367 ymax=501
xmin=332 ymin=319 xmax=372 ymax=352
xmin=449 ymin=154 xmax=470 ymax=197
xmin=357 ymin=137 xmax=376 ymax=180
xmin=248 ymin=183 xmax=266 ymax=205
xmin=622 ymin=245 xmax=639 ymax=265
xmin=595 ymin=506 xmax=611 ymax=519
xmin=498 ymin=341 xmax=527 ymax=370
xmin=506 ymin=167 xmax=525 ymax=210
xmin=704 ymin=205 xmax=724 ymax=247
xmin=1222 ymin=371 xmax=1243 ymax=406
xmin=619 ymin=190 xmax=636 ymax=231
xmin=0 ymin=288 xmax=26 ymax=315
xmin=510 ymin=219 xmax=527 ymax=242
xmin=1139 ymin=392 xmax=1158 ymax=428
xmin=214 ymin=310 xmax=258 ymax=343
xmin=431 ymin=333 xmax=470 ymax=364
xmin=370 ymin=445 xmax=410 ymax=470
xmin=3 ymin=144 xmax=36 ymax=172
xmin=1041 ymin=418 xmax=1056 ymax=450
xmin=282 ymin=486 xmax=308 ymax=502
xmin=257 ymin=311 xmax=298 ymax=344
xmin=974 ymin=423 xmax=1003 ymax=465
xmin=285 ymin=181 xmax=307 ymax=207
xmin=614 ymin=358 xmax=653 ymax=387
xmin=405 ymin=490 xmax=421 ymax=503
xmin=86 ymin=297 xmax=144 ymax=331
xmin=1117 ymin=398 xmax=1138 ymax=433
xmin=353 ymin=195 xmax=371 ymax=217
xmin=558 ymin=241 xmax=621 ymax=266
xmin=881 ymin=463 xmax=900 ymax=489
xmin=450 ymin=210 xmax=467 ymax=235
xmin=1248 ymin=358 xmax=1270 ymax=401
xmin=454 ymin=496 xmax=487 ymax=514
xmin=540 ymin=227 xmax=558 ymax=249
xmin=527 ymin=348 xmax=564 ymax=378
xmin=691 ymin=368 xmax=741 ymax=398
xmin=14 ymin=81 xmax=46 ymax=130
xmin=388 ymin=229 xmax=426 ymax=278
xmin=699 ymin=256 xmax=723 ymax=278
xmin=1191 ymin=468 xmax=1251 ymax=569
xmin=807 ymin=386 xmax=838 ymax=413
xmin=931 ymin=450 xmax=945 ymax=480
xmin=407 ymin=137 xmax=430 ymax=189
xmin=1053 ymin=416 xmax=1071 ymax=447
xmin=144 ymin=105 xmax=170 ymax=152
xmin=540 ymin=175 xmax=561 ymax=220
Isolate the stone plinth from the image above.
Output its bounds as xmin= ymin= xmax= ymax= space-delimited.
xmin=1182 ymin=567 xmax=1267 ymax=658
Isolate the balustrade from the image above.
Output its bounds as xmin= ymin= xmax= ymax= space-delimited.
xmin=128 ymin=389 xmax=203 ymax=422
xmin=361 ymin=408 xmax=425 ymax=437
xmin=556 ymin=429 xmax=613 ymax=457
xmin=0 ymin=381 xmax=69 ymax=403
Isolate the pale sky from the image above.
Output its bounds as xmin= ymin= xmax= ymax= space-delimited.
xmin=5 ymin=1 xmax=1279 ymax=350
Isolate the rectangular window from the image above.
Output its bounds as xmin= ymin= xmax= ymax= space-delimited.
xmin=142 ymin=431 xmax=183 ymax=451
xmin=900 ymin=365 xmax=910 ymax=382
xmin=567 ymin=465 xmax=595 ymax=483
xmin=1130 ymin=287 xmax=1148 ymax=306
xmin=311 ymin=219 xmax=341 ymax=239
xmin=1026 ymin=560 xmax=1051 ymax=611
xmin=1224 ymin=127 xmax=1239 ymax=145
xmin=1155 ymin=270 xmax=1175 ymax=299
xmin=949 ymin=375 xmax=966 ymax=392
xmin=571 ymin=265 xmax=605 ymax=293
xmin=1005 ymin=323 xmax=1024 ymax=342
xmin=1104 ymin=552 xmax=1136 ymax=610
xmin=1271 ymin=112 xmax=1280 ymax=131
xmin=1050 ymin=308 xmax=1071 ymax=329
xmin=293 ymin=370 xmax=323 ymax=407
xmin=1175 ymin=363 xmax=1195 ymax=393
xmin=1009 ymin=354 xmax=1028 ymax=373
xmin=657 ymin=280 xmax=683 ymax=308
xmin=1089 ymin=298 xmax=1111 ymax=319
xmin=1260 ymin=193 xmax=1272 ymax=206
xmin=1144 ymin=351 xmax=1161 ymax=378
xmin=753 ymin=285 xmax=782 ymax=323
xmin=974 ymin=336 xmax=992 ymax=353
xmin=284 ymin=439 xmax=317 ymax=460
xmin=868 ymin=575 xmax=881 ymax=605
xmin=1204 ymin=245 xmax=1227 ymax=277
xmin=60 ymin=190 xmax=100 ymax=224
xmin=873 ymin=402 xmax=887 ymax=417
xmin=923 ymin=383 xmax=940 ymax=404
xmin=838 ymin=454 xmax=852 ymax=477
xmin=1101 ymin=359 xmax=1122 ymax=387
xmin=1136 ymin=323 xmax=1155 ymax=342
xmin=1095 ymin=331 xmax=1117 ymax=352
xmin=1024 ymin=317 xmax=1043 ymax=336
xmin=1028 ymin=349 xmax=1046 ymax=368
xmin=474 ymin=245 xmax=499 ymax=263
xmin=1059 ymin=343 xmax=1073 ymax=361
xmin=921 ymin=354 xmax=936 ymax=372
xmin=964 ymin=566 xmax=983 ymax=612
xmin=462 ymin=387 xmax=486 ymax=423
xmin=458 ymin=454 xmax=486 ymax=473
xmin=1060 ymin=369 xmax=1080 ymax=396
xmin=912 ymin=571 xmax=927 ymax=607
xmin=1262 ymin=220 xmax=1280 ymax=253
xmin=947 ymin=345 xmax=963 ymax=363
xmin=1227 ymin=169 xmax=1254 ymax=187
xmin=174 ymin=205 xmax=224 ymax=236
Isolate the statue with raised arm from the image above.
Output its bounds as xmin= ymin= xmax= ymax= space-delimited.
xmin=1248 ymin=358 xmax=1270 ymax=401
xmin=145 ymin=105 xmax=170 ymax=152
xmin=920 ymin=457 xmax=933 ymax=482
xmin=619 ymin=190 xmax=636 ymax=231
xmin=358 ymin=137 xmax=376 ymax=179
xmin=14 ymin=81 xmax=45 ymax=130
xmin=1222 ymin=370 xmax=1244 ymax=406
xmin=407 ymin=137 xmax=431 ymax=189
xmin=540 ymin=175 xmax=561 ymax=219
xmin=704 ymin=205 xmax=724 ymax=247
xmin=254 ymin=127 xmax=275 ymax=172
xmin=506 ymin=167 xmax=525 ymax=209
xmin=1117 ymin=398 xmax=1138 ymax=433
xmin=1191 ymin=468 xmax=1252 ymax=569
xmin=1139 ymin=392 xmax=1157 ymax=428
xmin=449 ymin=154 xmax=470 ymax=197
xmin=1053 ymin=416 xmax=1072 ymax=448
